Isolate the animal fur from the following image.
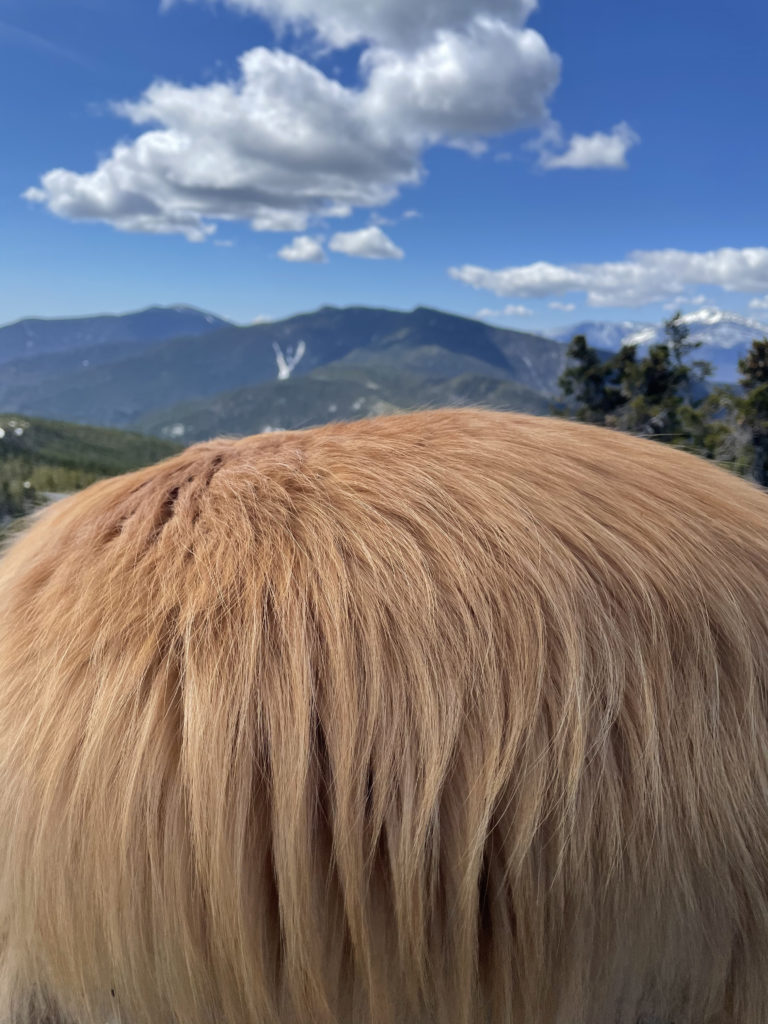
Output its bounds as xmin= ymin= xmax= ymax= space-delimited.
xmin=0 ymin=408 xmax=767 ymax=1024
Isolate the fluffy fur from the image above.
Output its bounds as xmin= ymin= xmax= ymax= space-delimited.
xmin=0 ymin=408 xmax=767 ymax=1024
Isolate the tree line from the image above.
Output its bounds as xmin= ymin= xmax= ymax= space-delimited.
xmin=558 ymin=313 xmax=768 ymax=487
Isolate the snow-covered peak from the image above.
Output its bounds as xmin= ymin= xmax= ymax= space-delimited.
xmin=676 ymin=306 xmax=768 ymax=337
xmin=551 ymin=308 xmax=768 ymax=352
xmin=548 ymin=319 xmax=652 ymax=351
xmin=625 ymin=308 xmax=768 ymax=351
xmin=683 ymin=307 xmax=727 ymax=326
xmin=548 ymin=307 xmax=768 ymax=383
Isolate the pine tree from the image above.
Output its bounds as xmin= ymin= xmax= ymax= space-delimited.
xmin=558 ymin=335 xmax=626 ymax=424
xmin=609 ymin=313 xmax=712 ymax=448
xmin=559 ymin=314 xmax=714 ymax=453
xmin=737 ymin=338 xmax=768 ymax=486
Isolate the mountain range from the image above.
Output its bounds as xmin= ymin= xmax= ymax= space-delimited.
xmin=0 ymin=303 xmax=765 ymax=443
xmin=0 ymin=305 xmax=567 ymax=440
xmin=0 ymin=305 xmax=232 ymax=364
xmin=548 ymin=308 xmax=768 ymax=383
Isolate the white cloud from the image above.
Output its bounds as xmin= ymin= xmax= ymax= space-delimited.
xmin=25 ymin=6 xmax=565 ymax=240
xmin=662 ymin=292 xmax=708 ymax=310
xmin=214 ymin=238 xmax=234 ymax=247
xmin=329 ymin=225 xmax=404 ymax=259
xmin=749 ymin=295 xmax=768 ymax=311
xmin=278 ymin=234 xmax=327 ymax=262
xmin=362 ymin=18 xmax=559 ymax=141
xmin=402 ymin=209 xmax=421 ymax=219
xmin=24 ymin=48 xmax=417 ymax=241
xmin=537 ymin=121 xmax=640 ymax=170
xmin=164 ymin=0 xmax=538 ymax=50
xmin=449 ymin=247 xmax=768 ymax=308
xmin=251 ymin=208 xmax=311 ymax=232
xmin=477 ymin=304 xmax=533 ymax=318
xmin=549 ymin=300 xmax=575 ymax=311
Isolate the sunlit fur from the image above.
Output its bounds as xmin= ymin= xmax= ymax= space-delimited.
xmin=1 ymin=408 xmax=767 ymax=1024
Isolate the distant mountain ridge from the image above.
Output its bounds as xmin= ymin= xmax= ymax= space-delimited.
xmin=2 ymin=302 xmax=763 ymax=442
xmin=0 ymin=305 xmax=568 ymax=433
xmin=548 ymin=308 xmax=768 ymax=383
xmin=0 ymin=305 xmax=232 ymax=363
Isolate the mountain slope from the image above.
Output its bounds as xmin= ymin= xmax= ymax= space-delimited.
xmin=0 ymin=305 xmax=232 ymax=364
xmin=0 ymin=413 xmax=181 ymax=524
xmin=0 ymin=414 xmax=180 ymax=477
xmin=136 ymin=361 xmax=554 ymax=443
xmin=0 ymin=306 xmax=566 ymax=428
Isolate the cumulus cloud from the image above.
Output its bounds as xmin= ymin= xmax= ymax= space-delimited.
xmin=549 ymin=300 xmax=575 ymax=311
xmin=278 ymin=235 xmax=326 ymax=262
xmin=476 ymin=304 xmax=533 ymax=318
xmin=25 ymin=0 xmax=639 ymax=242
xmin=329 ymin=225 xmax=404 ymax=259
xmin=25 ymin=48 xmax=418 ymax=241
xmin=363 ymin=17 xmax=558 ymax=140
xmin=24 ymin=5 xmax=565 ymax=241
xmin=163 ymin=0 xmax=537 ymax=50
xmin=749 ymin=295 xmax=768 ymax=311
xmin=537 ymin=120 xmax=640 ymax=170
xmin=449 ymin=247 xmax=768 ymax=308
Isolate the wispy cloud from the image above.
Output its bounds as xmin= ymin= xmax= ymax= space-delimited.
xmin=476 ymin=304 xmax=533 ymax=318
xmin=662 ymin=293 xmax=708 ymax=310
xmin=0 ymin=18 xmax=87 ymax=67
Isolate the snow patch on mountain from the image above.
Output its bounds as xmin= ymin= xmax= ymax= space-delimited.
xmin=273 ymin=339 xmax=307 ymax=380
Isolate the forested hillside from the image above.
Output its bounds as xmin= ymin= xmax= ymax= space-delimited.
xmin=0 ymin=415 xmax=180 ymax=523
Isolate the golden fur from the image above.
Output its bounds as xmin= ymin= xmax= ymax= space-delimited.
xmin=0 ymin=408 xmax=767 ymax=1024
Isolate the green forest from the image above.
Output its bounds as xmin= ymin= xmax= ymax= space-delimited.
xmin=0 ymin=416 xmax=180 ymax=524
xmin=558 ymin=313 xmax=768 ymax=487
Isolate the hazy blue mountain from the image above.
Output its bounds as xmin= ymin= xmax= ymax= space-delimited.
xmin=0 ymin=305 xmax=232 ymax=364
xmin=0 ymin=305 xmax=567 ymax=428
xmin=549 ymin=308 xmax=768 ymax=383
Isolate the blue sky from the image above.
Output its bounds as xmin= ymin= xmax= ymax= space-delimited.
xmin=2 ymin=0 xmax=767 ymax=329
